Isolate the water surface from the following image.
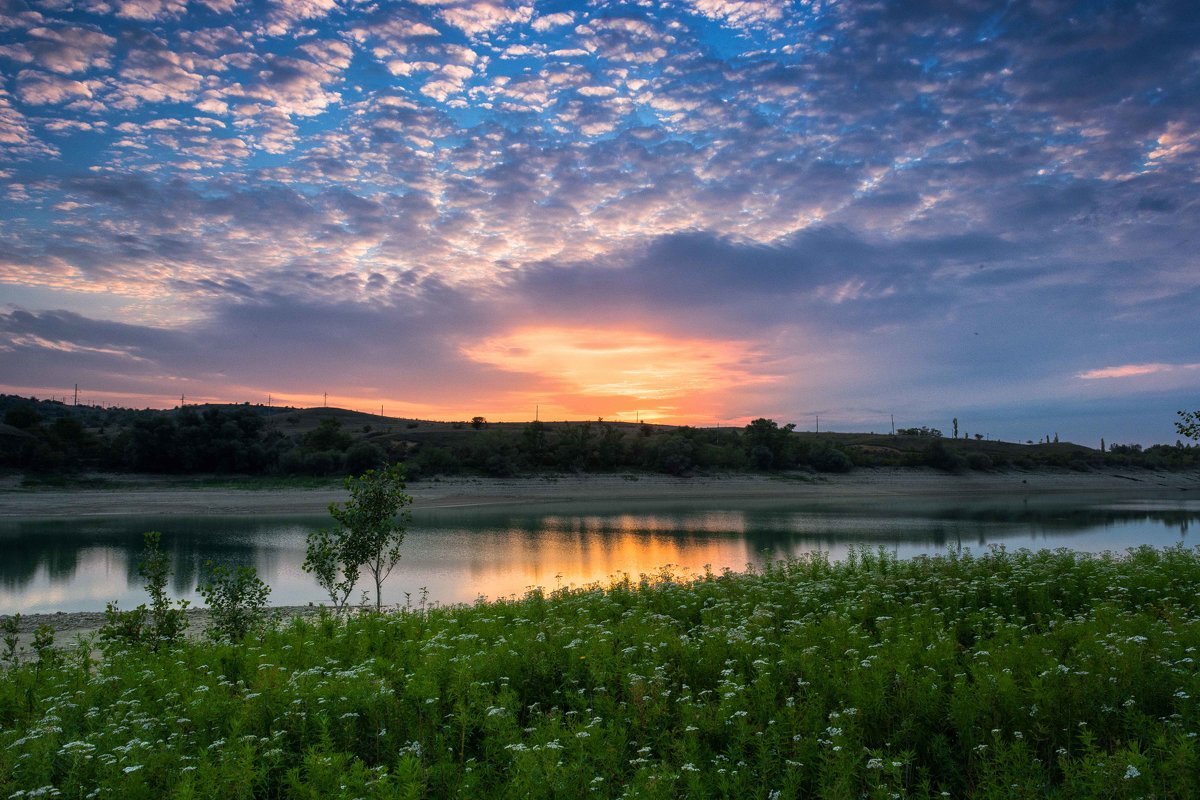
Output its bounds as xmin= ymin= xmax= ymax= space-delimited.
xmin=1 ymin=494 xmax=1197 ymax=613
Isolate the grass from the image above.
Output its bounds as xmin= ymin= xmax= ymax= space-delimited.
xmin=2 ymin=545 xmax=1199 ymax=798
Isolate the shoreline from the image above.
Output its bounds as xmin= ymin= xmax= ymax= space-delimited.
xmin=4 ymin=466 xmax=1199 ymax=647
xmin=2 ymin=467 xmax=1199 ymax=519
xmin=1 ymin=605 xmax=327 ymax=661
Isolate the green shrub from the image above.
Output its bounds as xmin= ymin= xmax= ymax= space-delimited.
xmin=99 ymin=531 xmax=189 ymax=650
xmin=926 ymin=440 xmax=969 ymax=472
xmin=811 ymin=445 xmax=853 ymax=473
xmin=197 ymin=562 xmax=271 ymax=642
xmin=966 ymin=451 xmax=992 ymax=470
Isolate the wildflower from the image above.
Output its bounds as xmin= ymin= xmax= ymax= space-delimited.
xmin=866 ymin=757 xmax=884 ymax=769
xmin=1124 ymin=764 xmax=1141 ymax=779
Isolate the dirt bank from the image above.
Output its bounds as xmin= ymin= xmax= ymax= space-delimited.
xmin=2 ymin=467 xmax=1198 ymax=519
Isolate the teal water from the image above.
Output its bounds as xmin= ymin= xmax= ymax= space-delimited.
xmin=1 ymin=495 xmax=1197 ymax=613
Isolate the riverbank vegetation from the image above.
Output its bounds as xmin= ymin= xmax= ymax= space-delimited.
xmin=3 ymin=394 xmax=1198 ymax=479
xmin=2 ymin=545 xmax=1199 ymax=798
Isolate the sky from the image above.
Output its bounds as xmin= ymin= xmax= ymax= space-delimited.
xmin=0 ymin=0 xmax=1198 ymax=445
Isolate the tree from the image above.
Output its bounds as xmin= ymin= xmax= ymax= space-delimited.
xmin=1177 ymin=410 xmax=1200 ymax=443
xmin=743 ymin=418 xmax=796 ymax=469
xmin=304 ymin=465 xmax=411 ymax=612
xmin=471 ymin=416 xmax=487 ymax=430
xmin=952 ymin=417 xmax=958 ymax=439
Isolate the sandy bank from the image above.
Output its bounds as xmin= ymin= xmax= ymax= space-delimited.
xmin=2 ymin=467 xmax=1198 ymax=519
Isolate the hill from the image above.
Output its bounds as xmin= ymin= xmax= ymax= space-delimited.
xmin=1 ymin=394 xmax=1196 ymax=479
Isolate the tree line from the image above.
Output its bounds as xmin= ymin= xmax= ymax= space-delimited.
xmin=3 ymin=394 xmax=1198 ymax=478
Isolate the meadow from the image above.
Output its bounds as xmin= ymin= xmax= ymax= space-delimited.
xmin=2 ymin=545 xmax=1198 ymax=799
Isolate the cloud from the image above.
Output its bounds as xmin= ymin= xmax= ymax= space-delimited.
xmin=0 ymin=25 xmax=115 ymax=74
xmin=113 ymin=0 xmax=186 ymax=20
xmin=531 ymin=11 xmax=572 ymax=33
xmin=436 ymin=0 xmax=531 ymax=38
xmin=1078 ymin=363 xmax=1200 ymax=380
xmin=686 ymin=0 xmax=783 ymax=28
xmin=0 ymin=88 xmax=58 ymax=158
xmin=261 ymin=0 xmax=340 ymax=37
xmin=14 ymin=70 xmax=99 ymax=104
xmin=1 ymin=0 xmax=1199 ymax=439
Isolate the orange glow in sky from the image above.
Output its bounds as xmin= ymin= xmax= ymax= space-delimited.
xmin=464 ymin=326 xmax=780 ymax=422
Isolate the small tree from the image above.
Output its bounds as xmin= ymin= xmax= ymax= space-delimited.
xmin=1177 ymin=410 xmax=1200 ymax=443
xmin=304 ymin=465 xmax=411 ymax=612
xmin=471 ymin=416 xmax=487 ymax=430
xmin=303 ymin=525 xmax=359 ymax=613
xmin=952 ymin=417 xmax=958 ymax=438
xmin=100 ymin=531 xmax=189 ymax=650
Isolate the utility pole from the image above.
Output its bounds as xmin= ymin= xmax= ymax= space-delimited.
xmin=890 ymin=414 xmax=894 ymax=435
xmin=324 ymin=392 xmax=327 ymax=408
xmin=535 ymin=405 xmax=539 ymax=422
xmin=180 ymin=393 xmax=185 ymax=408
xmin=815 ymin=414 xmax=819 ymax=433
xmin=74 ymin=384 xmax=78 ymax=406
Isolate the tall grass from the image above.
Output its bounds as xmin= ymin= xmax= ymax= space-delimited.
xmin=3 ymin=545 xmax=1198 ymax=798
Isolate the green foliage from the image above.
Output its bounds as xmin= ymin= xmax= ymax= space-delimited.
xmin=305 ymin=465 xmax=412 ymax=612
xmin=99 ymin=531 xmax=189 ymax=650
xmin=925 ymin=439 xmax=969 ymax=472
xmin=1 ymin=614 xmax=19 ymax=668
xmin=811 ymin=444 xmax=853 ymax=472
xmin=4 ymin=546 xmax=1200 ymax=798
xmin=966 ymin=451 xmax=993 ymax=470
xmin=345 ymin=442 xmax=385 ymax=475
xmin=197 ymin=562 xmax=272 ymax=642
xmin=898 ymin=426 xmax=943 ymax=437
xmin=303 ymin=525 xmax=360 ymax=613
xmin=4 ymin=405 xmax=41 ymax=429
xmin=303 ymin=418 xmax=354 ymax=451
xmin=743 ymin=418 xmax=797 ymax=470
xmin=1178 ymin=409 xmax=1200 ymax=443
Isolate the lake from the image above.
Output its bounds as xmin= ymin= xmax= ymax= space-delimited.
xmin=2 ymin=494 xmax=1198 ymax=614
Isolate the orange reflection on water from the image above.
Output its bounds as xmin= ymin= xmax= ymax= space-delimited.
xmin=455 ymin=516 xmax=758 ymax=601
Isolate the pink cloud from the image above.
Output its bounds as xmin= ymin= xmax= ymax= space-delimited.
xmin=1077 ymin=363 xmax=1200 ymax=380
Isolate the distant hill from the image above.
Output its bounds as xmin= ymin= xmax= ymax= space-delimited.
xmin=1 ymin=394 xmax=1196 ymax=478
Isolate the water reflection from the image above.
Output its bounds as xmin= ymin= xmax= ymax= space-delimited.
xmin=1 ymin=497 xmax=1197 ymax=614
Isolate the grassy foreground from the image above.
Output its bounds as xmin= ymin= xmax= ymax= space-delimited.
xmin=3 ymin=547 xmax=1199 ymax=799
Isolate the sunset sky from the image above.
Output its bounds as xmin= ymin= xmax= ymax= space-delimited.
xmin=1 ymin=0 xmax=1197 ymax=444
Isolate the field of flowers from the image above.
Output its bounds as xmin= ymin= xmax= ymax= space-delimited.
xmin=2 ymin=545 xmax=1199 ymax=799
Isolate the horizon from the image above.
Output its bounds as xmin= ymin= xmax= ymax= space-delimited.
xmin=1 ymin=1 xmax=1198 ymax=448
xmin=7 ymin=392 xmax=1192 ymax=450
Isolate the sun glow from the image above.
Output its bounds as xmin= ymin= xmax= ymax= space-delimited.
xmin=464 ymin=326 xmax=778 ymax=422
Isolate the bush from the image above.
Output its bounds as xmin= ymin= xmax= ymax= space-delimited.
xmin=197 ymin=562 xmax=271 ymax=642
xmin=811 ymin=445 xmax=853 ymax=473
xmin=344 ymin=442 xmax=385 ymax=475
xmin=99 ymin=531 xmax=189 ymax=650
xmin=965 ymin=451 xmax=992 ymax=471
xmin=925 ymin=440 xmax=968 ymax=473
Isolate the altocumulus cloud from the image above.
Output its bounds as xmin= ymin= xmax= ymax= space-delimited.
xmin=0 ymin=0 xmax=1197 ymax=442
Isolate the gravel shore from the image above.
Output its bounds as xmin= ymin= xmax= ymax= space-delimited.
xmin=3 ymin=467 xmax=1198 ymax=519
